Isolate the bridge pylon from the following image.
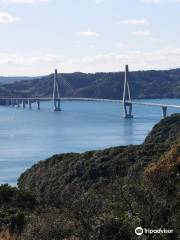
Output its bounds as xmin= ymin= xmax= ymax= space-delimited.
xmin=53 ymin=69 xmax=61 ymax=111
xmin=123 ymin=65 xmax=133 ymax=119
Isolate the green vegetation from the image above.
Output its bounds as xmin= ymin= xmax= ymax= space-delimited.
xmin=0 ymin=114 xmax=180 ymax=239
xmin=0 ymin=184 xmax=36 ymax=234
xmin=0 ymin=68 xmax=180 ymax=99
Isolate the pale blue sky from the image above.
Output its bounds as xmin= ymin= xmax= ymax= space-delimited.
xmin=0 ymin=0 xmax=180 ymax=75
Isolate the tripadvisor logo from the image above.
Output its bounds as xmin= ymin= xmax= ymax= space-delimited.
xmin=135 ymin=227 xmax=173 ymax=236
xmin=135 ymin=227 xmax=143 ymax=236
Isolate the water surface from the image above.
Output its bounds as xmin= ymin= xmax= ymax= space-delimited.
xmin=0 ymin=99 xmax=180 ymax=185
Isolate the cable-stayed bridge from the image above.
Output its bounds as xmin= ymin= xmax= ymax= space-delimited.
xmin=0 ymin=65 xmax=180 ymax=118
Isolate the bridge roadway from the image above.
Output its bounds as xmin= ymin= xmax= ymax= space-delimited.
xmin=0 ymin=96 xmax=179 ymax=119
xmin=61 ymin=97 xmax=180 ymax=109
xmin=0 ymin=96 xmax=180 ymax=108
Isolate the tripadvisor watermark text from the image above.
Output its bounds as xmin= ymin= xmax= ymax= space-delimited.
xmin=135 ymin=227 xmax=174 ymax=236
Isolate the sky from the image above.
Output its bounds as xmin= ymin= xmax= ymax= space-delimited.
xmin=0 ymin=0 xmax=180 ymax=75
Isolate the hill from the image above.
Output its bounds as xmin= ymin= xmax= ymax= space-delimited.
xmin=0 ymin=68 xmax=180 ymax=99
xmin=16 ymin=114 xmax=180 ymax=239
xmin=0 ymin=76 xmax=36 ymax=84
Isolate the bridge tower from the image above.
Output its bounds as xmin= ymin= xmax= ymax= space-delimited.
xmin=53 ymin=69 xmax=61 ymax=111
xmin=123 ymin=65 xmax=133 ymax=118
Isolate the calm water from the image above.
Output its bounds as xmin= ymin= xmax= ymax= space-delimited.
xmin=0 ymin=99 xmax=180 ymax=185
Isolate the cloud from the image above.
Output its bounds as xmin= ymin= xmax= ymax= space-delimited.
xmin=0 ymin=11 xmax=20 ymax=23
xmin=142 ymin=0 xmax=180 ymax=3
xmin=1 ymin=0 xmax=48 ymax=3
xmin=0 ymin=47 xmax=180 ymax=75
xmin=0 ymin=51 xmax=63 ymax=75
xmin=0 ymin=52 xmax=59 ymax=65
xmin=77 ymin=30 xmax=99 ymax=37
xmin=133 ymin=30 xmax=151 ymax=36
xmin=61 ymin=47 xmax=180 ymax=72
xmin=93 ymin=0 xmax=111 ymax=4
xmin=116 ymin=43 xmax=124 ymax=48
xmin=117 ymin=19 xmax=149 ymax=25
xmin=142 ymin=0 xmax=161 ymax=3
xmin=73 ymin=40 xmax=80 ymax=45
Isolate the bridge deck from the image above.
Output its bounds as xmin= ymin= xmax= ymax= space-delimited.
xmin=0 ymin=97 xmax=180 ymax=109
xmin=62 ymin=98 xmax=180 ymax=109
xmin=131 ymin=100 xmax=180 ymax=109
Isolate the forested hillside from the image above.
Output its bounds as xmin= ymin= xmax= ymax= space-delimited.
xmin=16 ymin=114 xmax=180 ymax=239
xmin=0 ymin=68 xmax=180 ymax=99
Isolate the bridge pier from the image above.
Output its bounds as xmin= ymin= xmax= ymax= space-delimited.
xmin=11 ymin=99 xmax=15 ymax=107
xmin=28 ymin=99 xmax=32 ymax=109
xmin=123 ymin=65 xmax=133 ymax=119
xmin=22 ymin=100 xmax=26 ymax=108
xmin=53 ymin=69 xmax=61 ymax=111
xmin=123 ymin=102 xmax=133 ymax=119
xmin=54 ymin=99 xmax=61 ymax=112
xmin=161 ymin=106 xmax=167 ymax=118
xmin=37 ymin=99 xmax=40 ymax=110
xmin=17 ymin=99 xmax=20 ymax=108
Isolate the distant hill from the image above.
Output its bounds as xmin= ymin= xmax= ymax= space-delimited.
xmin=0 ymin=76 xmax=36 ymax=84
xmin=0 ymin=68 xmax=180 ymax=99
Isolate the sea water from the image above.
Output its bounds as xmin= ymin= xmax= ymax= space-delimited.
xmin=0 ymin=99 xmax=179 ymax=185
